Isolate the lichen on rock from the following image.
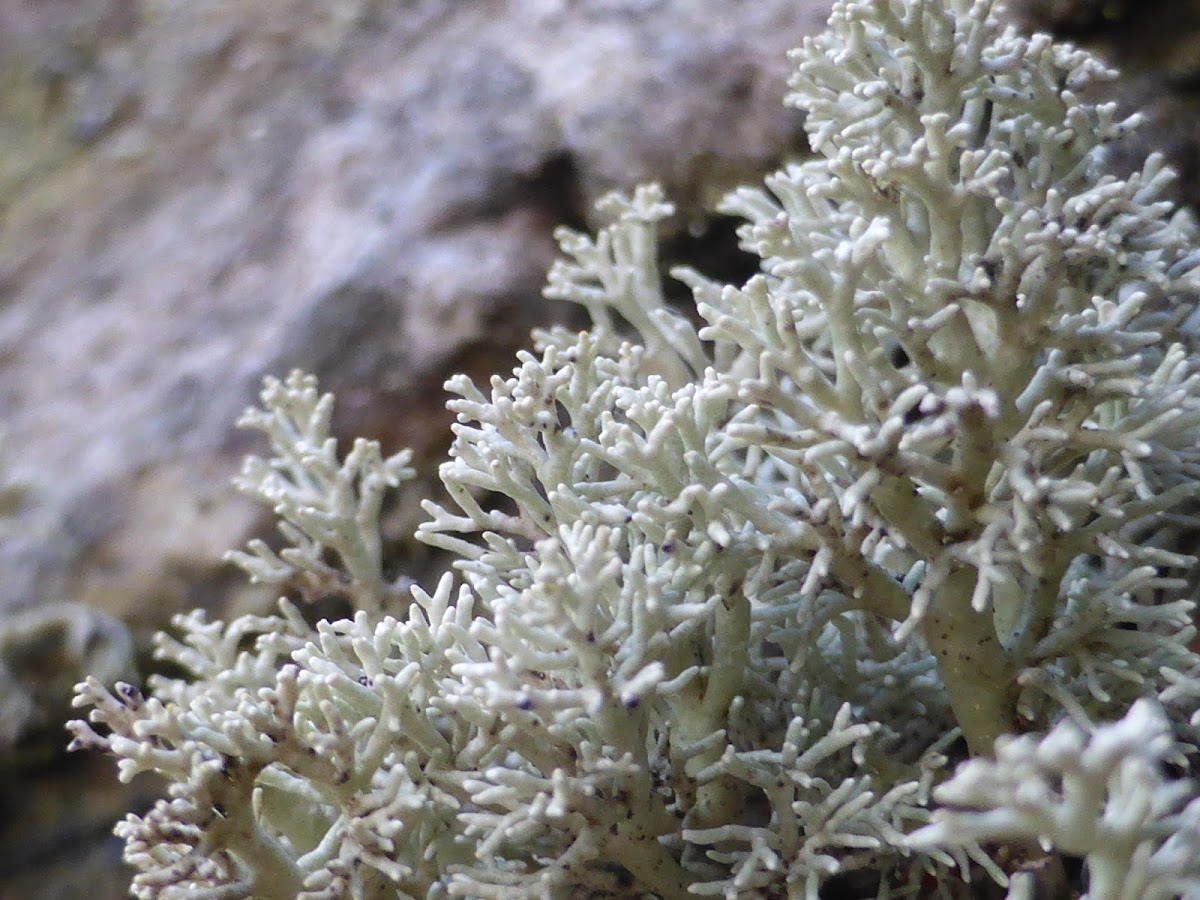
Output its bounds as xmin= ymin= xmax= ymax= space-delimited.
xmin=69 ymin=1 xmax=1200 ymax=897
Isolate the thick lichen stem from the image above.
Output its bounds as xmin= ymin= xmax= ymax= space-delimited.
xmin=692 ymin=589 xmax=752 ymax=825
xmin=610 ymin=831 xmax=695 ymax=900
xmin=703 ymin=589 xmax=750 ymax=722
xmin=665 ymin=589 xmax=752 ymax=832
xmin=922 ymin=566 xmax=1018 ymax=756
xmin=212 ymin=762 xmax=305 ymax=898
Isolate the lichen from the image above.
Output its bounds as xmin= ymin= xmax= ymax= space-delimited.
xmin=69 ymin=1 xmax=1200 ymax=897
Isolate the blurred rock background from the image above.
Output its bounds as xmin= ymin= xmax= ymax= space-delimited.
xmin=0 ymin=0 xmax=1197 ymax=897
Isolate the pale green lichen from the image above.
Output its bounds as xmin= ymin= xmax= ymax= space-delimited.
xmin=910 ymin=699 xmax=1200 ymax=900
xmin=224 ymin=371 xmax=415 ymax=616
xmin=69 ymin=0 xmax=1200 ymax=897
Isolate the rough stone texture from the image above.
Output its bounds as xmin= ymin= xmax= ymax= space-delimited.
xmin=0 ymin=0 xmax=829 ymax=896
